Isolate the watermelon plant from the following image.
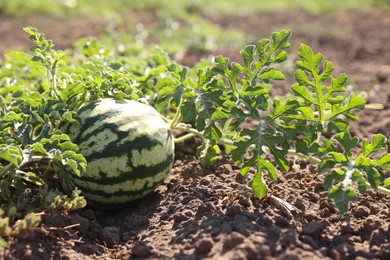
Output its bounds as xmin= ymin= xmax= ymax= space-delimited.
xmin=1 ymin=27 xmax=390 ymax=246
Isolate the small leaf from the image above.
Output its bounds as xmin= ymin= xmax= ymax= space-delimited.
xmin=29 ymin=143 xmax=48 ymax=155
xmin=273 ymin=51 xmax=288 ymax=63
xmin=365 ymin=168 xmax=382 ymax=189
xmin=328 ymin=152 xmax=347 ymax=163
xmin=13 ymin=212 xmax=41 ymax=233
xmin=240 ymin=45 xmax=256 ymax=68
xmin=259 ymin=68 xmax=285 ymax=81
xmin=61 ymin=151 xmax=87 ymax=177
xmin=333 ymin=132 xmax=359 ymax=159
xmin=0 ymin=237 xmax=7 ymax=248
xmin=377 ymin=153 xmax=390 ymax=165
xmin=351 ymin=169 xmax=367 ymax=194
xmin=320 ymin=60 xmax=334 ymax=81
xmin=271 ymin=29 xmax=291 ymax=50
xmin=58 ymin=141 xmax=79 ymax=152
xmin=27 ymin=172 xmax=44 ymax=186
xmin=323 ymin=169 xmax=344 ymax=189
xmin=328 ymin=186 xmax=357 ymax=214
xmin=294 ymin=70 xmax=310 ymax=86
xmin=259 ymin=158 xmax=277 ymax=180
xmin=0 ymin=144 xmax=23 ymax=167
xmin=384 ymin=178 xmax=390 ymax=189
xmin=361 ymin=134 xmax=387 ymax=157
xmin=291 ymin=84 xmax=314 ymax=104
xmin=296 ymin=44 xmax=323 ymax=72
xmin=248 ymin=171 xmax=268 ymax=199
xmin=318 ymin=158 xmax=336 ymax=173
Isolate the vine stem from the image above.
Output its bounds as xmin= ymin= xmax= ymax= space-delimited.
xmin=365 ymin=103 xmax=385 ymax=110
xmin=172 ymin=123 xmax=234 ymax=146
xmin=174 ymin=133 xmax=196 ymax=143
xmin=287 ymin=149 xmax=321 ymax=164
xmin=170 ymin=99 xmax=184 ymax=129
xmin=0 ymin=163 xmax=14 ymax=178
xmin=376 ymin=185 xmax=390 ymax=195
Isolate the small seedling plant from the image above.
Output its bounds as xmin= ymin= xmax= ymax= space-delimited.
xmin=1 ymin=28 xmax=390 ymax=246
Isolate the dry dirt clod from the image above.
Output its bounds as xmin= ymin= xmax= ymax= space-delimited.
xmin=100 ymin=227 xmax=120 ymax=248
xmin=222 ymin=231 xmax=246 ymax=251
xmin=302 ymin=221 xmax=327 ymax=236
xmin=132 ymin=241 xmax=152 ymax=258
xmin=70 ymin=214 xmax=90 ymax=234
xmin=194 ymin=237 xmax=214 ymax=254
xmin=354 ymin=205 xmax=370 ymax=218
xmin=379 ymin=244 xmax=390 ymax=260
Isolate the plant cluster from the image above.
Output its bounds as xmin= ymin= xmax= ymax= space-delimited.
xmin=0 ymin=27 xmax=389 ymax=246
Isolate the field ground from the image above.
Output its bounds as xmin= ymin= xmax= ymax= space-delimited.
xmin=1 ymin=3 xmax=390 ymax=259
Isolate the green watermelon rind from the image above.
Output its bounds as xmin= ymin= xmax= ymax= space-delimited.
xmin=62 ymin=98 xmax=175 ymax=210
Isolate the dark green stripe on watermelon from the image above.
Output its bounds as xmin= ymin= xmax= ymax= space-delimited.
xmin=76 ymin=168 xmax=169 ymax=197
xmin=77 ymin=127 xmax=167 ymax=159
xmin=77 ymin=150 xmax=173 ymax=184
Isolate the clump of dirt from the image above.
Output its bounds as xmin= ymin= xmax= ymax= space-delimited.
xmin=1 ymin=9 xmax=390 ymax=260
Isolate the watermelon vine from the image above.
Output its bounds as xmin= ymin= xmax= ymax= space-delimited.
xmin=1 ymin=27 xmax=390 ymax=245
xmin=160 ymin=30 xmax=390 ymax=214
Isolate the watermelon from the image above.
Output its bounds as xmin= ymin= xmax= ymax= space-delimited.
xmin=61 ymin=98 xmax=175 ymax=209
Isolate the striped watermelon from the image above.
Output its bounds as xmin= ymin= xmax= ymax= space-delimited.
xmin=61 ymin=98 xmax=175 ymax=209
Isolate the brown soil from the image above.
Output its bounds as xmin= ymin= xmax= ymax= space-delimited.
xmin=1 ymin=9 xmax=390 ymax=260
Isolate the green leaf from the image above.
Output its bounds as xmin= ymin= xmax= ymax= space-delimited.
xmin=268 ymin=99 xmax=300 ymax=120
xmin=292 ymin=43 xmax=364 ymax=138
xmin=29 ymin=143 xmax=48 ymax=155
xmin=259 ymin=158 xmax=277 ymax=180
xmin=328 ymin=185 xmax=357 ymax=214
xmin=194 ymin=89 xmax=224 ymax=130
xmin=328 ymin=152 xmax=347 ymax=163
xmin=58 ymin=141 xmax=79 ymax=152
xmin=318 ymin=158 xmax=336 ymax=173
xmin=355 ymin=156 xmax=376 ymax=167
xmin=327 ymin=95 xmax=366 ymax=121
xmin=198 ymin=141 xmax=220 ymax=166
xmin=259 ymin=68 xmax=285 ymax=81
xmin=273 ymin=51 xmax=288 ymax=63
xmin=51 ymin=134 xmax=70 ymax=141
xmin=27 ymin=172 xmax=44 ymax=186
xmin=365 ymin=167 xmax=382 ymax=189
xmin=351 ymin=169 xmax=367 ymax=193
xmin=361 ymin=134 xmax=387 ymax=157
xmin=248 ymin=171 xmax=268 ymax=199
xmin=241 ymin=45 xmax=256 ymax=68
xmin=291 ymin=84 xmax=314 ymax=104
xmin=323 ymin=169 xmax=344 ymax=189
xmin=0 ymin=237 xmax=7 ymax=248
xmin=61 ymin=151 xmax=87 ymax=177
xmin=13 ymin=212 xmax=41 ymax=233
xmin=333 ymin=132 xmax=359 ymax=159
xmin=384 ymin=178 xmax=390 ymax=189
xmin=296 ymin=44 xmax=323 ymax=72
xmin=320 ymin=60 xmax=334 ymax=82
xmin=376 ymin=154 xmax=390 ymax=169
xmin=294 ymin=70 xmax=311 ymax=87
xmin=271 ymin=30 xmax=291 ymax=50
xmin=157 ymin=85 xmax=185 ymax=111
xmin=0 ymin=144 xmax=23 ymax=167
xmin=239 ymin=156 xmax=257 ymax=177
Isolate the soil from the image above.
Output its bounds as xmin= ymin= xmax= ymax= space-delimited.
xmin=1 ymin=8 xmax=390 ymax=260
